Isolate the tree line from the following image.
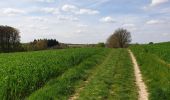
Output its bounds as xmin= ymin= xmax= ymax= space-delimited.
xmin=27 ymin=39 xmax=60 ymax=51
xmin=0 ymin=25 xmax=132 ymax=53
xmin=0 ymin=25 xmax=61 ymax=52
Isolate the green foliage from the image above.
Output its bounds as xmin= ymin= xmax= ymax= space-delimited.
xmin=130 ymin=42 xmax=170 ymax=100
xmin=0 ymin=48 xmax=103 ymax=100
xmin=96 ymin=42 xmax=105 ymax=47
xmin=149 ymin=42 xmax=154 ymax=45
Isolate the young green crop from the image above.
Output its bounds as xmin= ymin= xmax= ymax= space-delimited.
xmin=0 ymin=48 xmax=103 ymax=100
xmin=130 ymin=42 xmax=170 ymax=100
xmin=132 ymin=42 xmax=170 ymax=63
xmin=27 ymin=48 xmax=110 ymax=100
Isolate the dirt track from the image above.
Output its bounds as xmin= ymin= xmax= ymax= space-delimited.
xmin=129 ymin=50 xmax=149 ymax=100
xmin=69 ymin=50 xmax=113 ymax=100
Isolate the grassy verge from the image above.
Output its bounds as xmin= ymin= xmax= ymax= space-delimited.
xmin=27 ymin=49 xmax=111 ymax=100
xmin=131 ymin=46 xmax=170 ymax=100
xmin=78 ymin=49 xmax=138 ymax=100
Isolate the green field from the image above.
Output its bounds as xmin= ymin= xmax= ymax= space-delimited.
xmin=0 ymin=48 xmax=104 ymax=99
xmin=130 ymin=42 xmax=170 ymax=100
xmin=1 ymin=42 xmax=170 ymax=100
xmin=0 ymin=48 xmax=138 ymax=100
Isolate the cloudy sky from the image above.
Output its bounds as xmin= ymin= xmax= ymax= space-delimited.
xmin=0 ymin=0 xmax=170 ymax=43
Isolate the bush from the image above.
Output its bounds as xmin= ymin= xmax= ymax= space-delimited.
xmin=96 ymin=42 xmax=105 ymax=47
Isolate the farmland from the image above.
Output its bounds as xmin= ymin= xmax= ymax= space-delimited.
xmin=0 ymin=42 xmax=170 ymax=100
xmin=0 ymin=48 xmax=106 ymax=99
xmin=1 ymin=0 xmax=170 ymax=99
xmin=0 ymin=48 xmax=139 ymax=100
xmin=130 ymin=42 xmax=170 ymax=100
xmin=78 ymin=49 xmax=138 ymax=100
xmin=28 ymin=49 xmax=138 ymax=100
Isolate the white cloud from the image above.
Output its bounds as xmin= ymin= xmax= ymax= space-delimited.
xmin=1 ymin=8 xmax=26 ymax=16
xmin=77 ymin=24 xmax=88 ymax=28
xmin=160 ymin=7 xmax=170 ymax=13
xmin=30 ymin=16 xmax=48 ymax=22
xmin=70 ymin=17 xmax=79 ymax=21
xmin=62 ymin=4 xmax=99 ymax=15
xmin=146 ymin=20 xmax=163 ymax=24
xmin=162 ymin=33 xmax=170 ymax=36
xmin=28 ymin=24 xmax=49 ymax=30
xmin=89 ymin=0 xmax=110 ymax=7
xmin=78 ymin=9 xmax=99 ymax=15
xmin=100 ymin=16 xmax=115 ymax=23
xmin=143 ymin=0 xmax=169 ymax=9
xmin=76 ymin=24 xmax=88 ymax=34
xmin=40 ymin=7 xmax=59 ymax=15
xmin=62 ymin=4 xmax=78 ymax=13
xmin=122 ymin=24 xmax=135 ymax=27
xmin=0 ymin=0 xmax=169 ymax=44
xmin=76 ymin=29 xmax=86 ymax=33
xmin=150 ymin=0 xmax=169 ymax=6
xmin=39 ymin=0 xmax=55 ymax=2
xmin=122 ymin=23 xmax=137 ymax=31
xmin=27 ymin=0 xmax=55 ymax=3
xmin=57 ymin=15 xmax=79 ymax=21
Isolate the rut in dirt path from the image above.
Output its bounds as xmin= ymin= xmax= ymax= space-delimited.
xmin=68 ymin=50 xmax=113 ymax=100
xmin=128 ymin=49 xmax=149 ymax=100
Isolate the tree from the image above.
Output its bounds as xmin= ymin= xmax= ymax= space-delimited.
xmin=36 ymin=40 xmax=48 ymax=50
xmin=27 ymin=39 xmax=60 ymax=51
xmin=106 ymin=28 xmax=131 ymax=48
xmin=149 ymin=42 xmax=154 ymax=45
xmin=0 ymin=25 xmax=21 ymax=52
xmin=106 ymin=34 xmax=119 ymax=48
xmin=47 ymin=39 xmax=59 ymax=47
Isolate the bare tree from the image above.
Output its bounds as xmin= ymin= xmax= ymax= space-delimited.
xmin=106 ymin=28 xmax=131 ymax=48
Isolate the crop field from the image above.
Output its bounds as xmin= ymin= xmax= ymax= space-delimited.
xmin=28 ymin=49 xmax=137 ymax=100
xmin=130 ymin=42 xmax=170 ymax=100
xmin=1 ymin=0 xmax=170 ymax=99
xmin=0 ymin=48 xmax=138 ymax=100
xmin=1 ymin=42 xmax=170 ymax=100
xmin=0 ymin=48 xmax=106 ymax=100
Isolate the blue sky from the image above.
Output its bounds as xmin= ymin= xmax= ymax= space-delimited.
xmin=0 ymin=0 xmax=170 ymax=43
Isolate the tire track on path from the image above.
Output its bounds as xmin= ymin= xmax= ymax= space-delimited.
xmin=68 ymin=50 xmax=113 ymax=100
xmin=128 ymin=49 xmax=149 ymax=100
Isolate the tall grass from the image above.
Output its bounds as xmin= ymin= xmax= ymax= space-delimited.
xmin=0 ymin=48 xmax=102 ymax=100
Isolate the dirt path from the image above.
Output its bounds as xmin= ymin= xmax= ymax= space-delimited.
xmin=68 ymin=50 xmax=113 ymax=100
xmin=128 ymin=50 xmax=149 ymax=100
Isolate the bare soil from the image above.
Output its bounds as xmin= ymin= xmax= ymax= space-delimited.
xmin=129 ymin=50 xmax=149 ymax=100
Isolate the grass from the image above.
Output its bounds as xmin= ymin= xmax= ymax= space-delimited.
xmin=130 ymin=43 xmax=170 ymax=100
xmin=133 ymin=42 xmax=170 ymax=63
xmin=0 ymin=47 xmax=151 ymax=100
xmin=27 ymin=48 xmax=110 ymax=100
xmin=0 ymin=48 xmax=104 ymax=100
xmin=78 ymin=49 xmax=138 ymax=100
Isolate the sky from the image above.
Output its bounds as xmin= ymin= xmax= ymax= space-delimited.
xmin=0 ymin=0 xmax=170 ymax=44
